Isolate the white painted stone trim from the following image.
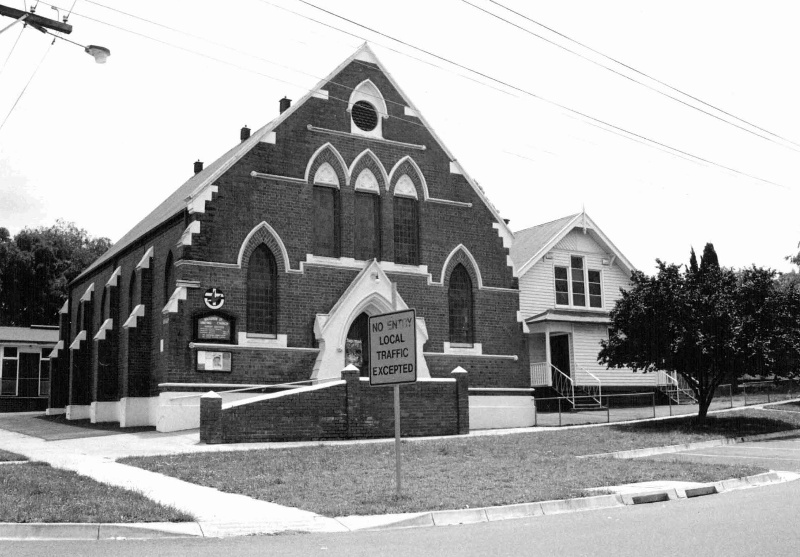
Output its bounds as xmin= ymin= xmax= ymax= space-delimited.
xmin=348 ymin=149 xmax=389 ymax=188
xmin=136 ymin=247 xmax=154 ymax=270
xmin=105 ymin=266 xmax=121 ymax=288
xmin=123 ymin=304 xmax=145 ymax=328
xmin=188 ymin=342 xmax=319 ymax=352
xmin=312 ymin=260 xmax=430 ymax=381
xmin=424 ymin=352 xmax=519 ymax=361
xmin=387 ymin=156 xmax=429 ymax=199
xmin=393 ymin=174 xmax=417 ymax=199
xmin=162 ymin=286 xmax=187 ymax=314
xmin=259 ymin=131 xmax=276 ymax=144
xmin=312 ymin=89 xmax=329 ymax=100
xmin=428 ymin=197 xmax=472 ymax=208
xmin=223 ymin=380 xmax=346 ymax=410
xmin=307 ymin=125 xmax=426 ymax=151
xmin=180 ymin=220 xmax=201 ymax=246
xmin=314 ymin=162 xmax=341 ymax=187
xmin=404 ymin=106 xmax=419 ymax=118
xmin=93 ymin=318 xmax=113 ymax=341
xmin=304 ymin=142 xmax=350 ymax=184
xmin=354 ymin=168 xmax=380 ymax=193
xmin=69 ymin=330 xmax=86 ymax=350
xmin=237 ymin=221 xmax=295 ymax=272
xmin=187 ymin=184 xmax=218 ymax=214
xmin=439 ymin=244 xmax=484 ymax=288
xmin=66 ymin=404 xmax=91 ymax=420
xmin=59 ymin=300 xmax=69 ymax=314
xmin=250 ymin=171 xmax=307 ymax=185
xmin=237 ymin=333 xmax=288 ymax=347
xmin=449 ymin=161 xmax=463 ymax=175
xmin=443 ymin=342 xmax=483 ymax=355
xmin=79 ymin=282 xmax=94 ymax=302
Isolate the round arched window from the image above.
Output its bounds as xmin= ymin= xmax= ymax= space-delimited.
xmin=352 ymin=101 xmax=378 ymax=132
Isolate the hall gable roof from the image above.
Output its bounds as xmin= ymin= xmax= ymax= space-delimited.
xmin=510 ymin=212 xmax=635 ymax=277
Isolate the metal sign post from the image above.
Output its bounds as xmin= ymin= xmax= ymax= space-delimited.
xmin=368 ymin=308 xmax=417 ymax=497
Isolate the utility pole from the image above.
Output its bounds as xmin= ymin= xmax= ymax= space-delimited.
xmin=0 ymin=4 xmax=72 ymax=34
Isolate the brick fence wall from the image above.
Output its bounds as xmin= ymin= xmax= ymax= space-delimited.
xmin=200 ymin=367 xmax=469 ymax=443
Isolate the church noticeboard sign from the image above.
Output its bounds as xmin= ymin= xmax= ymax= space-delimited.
xmin=197 ymin=351 xmax=232 ymax=372
xmin=193 ymin=312 xmax=235 ymax=344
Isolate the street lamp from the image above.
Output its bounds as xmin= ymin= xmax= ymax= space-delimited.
xmin=85 ymin=45 xmax=110 ymax=64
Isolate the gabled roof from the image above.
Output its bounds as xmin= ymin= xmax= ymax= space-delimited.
xmin=75 ymin=43 xmax=512 ymax=283
xmin=510 ymin=212 xmax=635 ymax=277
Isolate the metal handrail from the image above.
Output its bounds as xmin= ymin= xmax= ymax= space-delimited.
xmin=550 ymin=364 xmax=575 ymax=407
xmin=577 ymin=367 xmax=602 ymax=405
xmin=167 ymin=377 xmax=338 ymax=401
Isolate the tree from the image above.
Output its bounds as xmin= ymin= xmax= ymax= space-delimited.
xmin=599 ymin=251 xmax=800 ymax=422
xmin=688 ymin=247 xmax=699 ymax=275
xmin=698 ymin=242 xmax=719 ymax=275
xmin=0 ymin=220 xmax=111 ymax=326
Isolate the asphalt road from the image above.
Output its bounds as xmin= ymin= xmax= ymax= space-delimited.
xmin=6 ymin=466 xmax=799 ymax=556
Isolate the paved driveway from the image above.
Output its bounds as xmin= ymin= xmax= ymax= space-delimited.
xmin=649 ymin=434 xmax=800 ymax=472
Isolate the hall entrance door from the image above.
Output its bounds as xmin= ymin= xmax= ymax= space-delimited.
xmin=549 ymin=334 xmax=571 ymax=384
xmin=346 ymin=312 xmax=370 ymax=377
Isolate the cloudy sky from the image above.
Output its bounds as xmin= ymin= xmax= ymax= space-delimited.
xmin=1 ymin=0 xmax=798 ymax=273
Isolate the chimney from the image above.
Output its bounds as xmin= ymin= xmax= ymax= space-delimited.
xmin=240 ymin=126 xmax=251 ymax=141
xmin=279 ymin=97 xmax=291 ymax=114
xmin=194 ymin=160 xmax=203 ymax=174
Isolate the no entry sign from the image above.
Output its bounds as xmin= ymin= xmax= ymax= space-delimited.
xmin=368 ymin=309 xmax=417 ymax=387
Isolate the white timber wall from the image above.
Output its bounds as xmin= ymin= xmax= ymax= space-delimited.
xmin=571 ymin=323 xmax=656 ymax=387
xmin=518 ymin=228 xmax=631 ymax=319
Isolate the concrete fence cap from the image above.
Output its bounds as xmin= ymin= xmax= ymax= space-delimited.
xmin=342 ymin=364 xmax=360 ymax=372
xmin=200 ymin=391 xmax=222 ymax=399
xmin=451 ymin=366 xmax=468 ymax=375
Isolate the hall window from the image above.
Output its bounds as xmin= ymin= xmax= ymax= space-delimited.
xmin=247 ymin=245 xmax=278 ymax=335
xmin=313 ymin=186 xmax=340 ymax=257
xmin=448 ymin=264 xmax=474 ymax=345
xmin=1 ymin=347 xmax=19 ymax=396
xmin=393 ymin=196 xmax=419 ymax=265
xmin=39 ymin=347 xmax=50 ymax=397
xmin=554 ymin=257 xmax=603 ymax=308
xmin=571 ymin=256 xmax=585 ymax=306
xmin=354 ymin=192 xmax=381 ymax=261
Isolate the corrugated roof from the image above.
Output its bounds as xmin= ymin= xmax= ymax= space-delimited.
xmin=509 ymin=214 xmax=579 ymax=273
xmin=0 ymin=326 xmax=59 ymax=344
xmin=74 ymin=119 xmax=277 ymax=282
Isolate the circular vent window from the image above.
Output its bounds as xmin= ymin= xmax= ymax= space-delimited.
xmin=352 ymin=101 xmax=378 ymax=132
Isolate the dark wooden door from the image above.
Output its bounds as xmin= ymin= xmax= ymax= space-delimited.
xmin=18 ymin=352 xmax=41 ymax=398
xmin=550 ymin=335 xmax=571 ymax=380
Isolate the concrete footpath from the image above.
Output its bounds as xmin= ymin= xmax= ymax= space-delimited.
xmin=1 ymin=411 xmax=799 ymax=540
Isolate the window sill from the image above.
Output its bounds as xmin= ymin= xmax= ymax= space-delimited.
xmin=237 ymin=333 xmax=287 ymax=348
xmin=443 ymin=342 xmax=483 ymax=355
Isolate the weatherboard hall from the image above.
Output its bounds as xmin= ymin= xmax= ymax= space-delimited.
xmin=48 ymin=44 xmax=530 ymax=442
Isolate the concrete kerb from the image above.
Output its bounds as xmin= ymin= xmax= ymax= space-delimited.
xmin=344 ymin=471 xmax=796 ymax=532
xmin=0 ymin=521 xmax=204 ymax=541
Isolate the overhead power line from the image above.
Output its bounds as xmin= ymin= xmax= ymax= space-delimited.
xmin=478 ymin=0 xmax=800 ymax=151
xmin=0 ymin=41 xmax=53 ymax=134
xmin=291 ymin=0 xmax=790 ymax=189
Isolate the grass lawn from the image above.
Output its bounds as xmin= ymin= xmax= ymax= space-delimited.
xmin=0 ymin=462 xmax=194 ymax=523
xmin=121 ymin=409 xmax=797 ymax=517
xmin=763 ymin=401 xmax=800 ymax=413
xmin=0 ymin=449 xmax=27 ymax=462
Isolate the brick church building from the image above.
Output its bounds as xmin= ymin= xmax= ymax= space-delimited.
xmin=48 ymin=44 xmax=529 ymax=440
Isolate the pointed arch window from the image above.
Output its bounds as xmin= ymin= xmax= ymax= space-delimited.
xmin=448 ymin=264 xmax=474 ymax=344
xmin=164 ymin=251 xmax=174 ymax=305
xmin=128 ymin=271 xmax=137 ymax=317
xmin=247 ymin=245 xmax=278 ymax=335
xmin=313 ymin=186 xmax=340 ymax=257
xmin=393 ymin=196 xmax=419 ymax=265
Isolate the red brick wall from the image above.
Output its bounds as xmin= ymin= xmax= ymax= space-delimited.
xmin=200 ymin=368 xmax=469 ymax=443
